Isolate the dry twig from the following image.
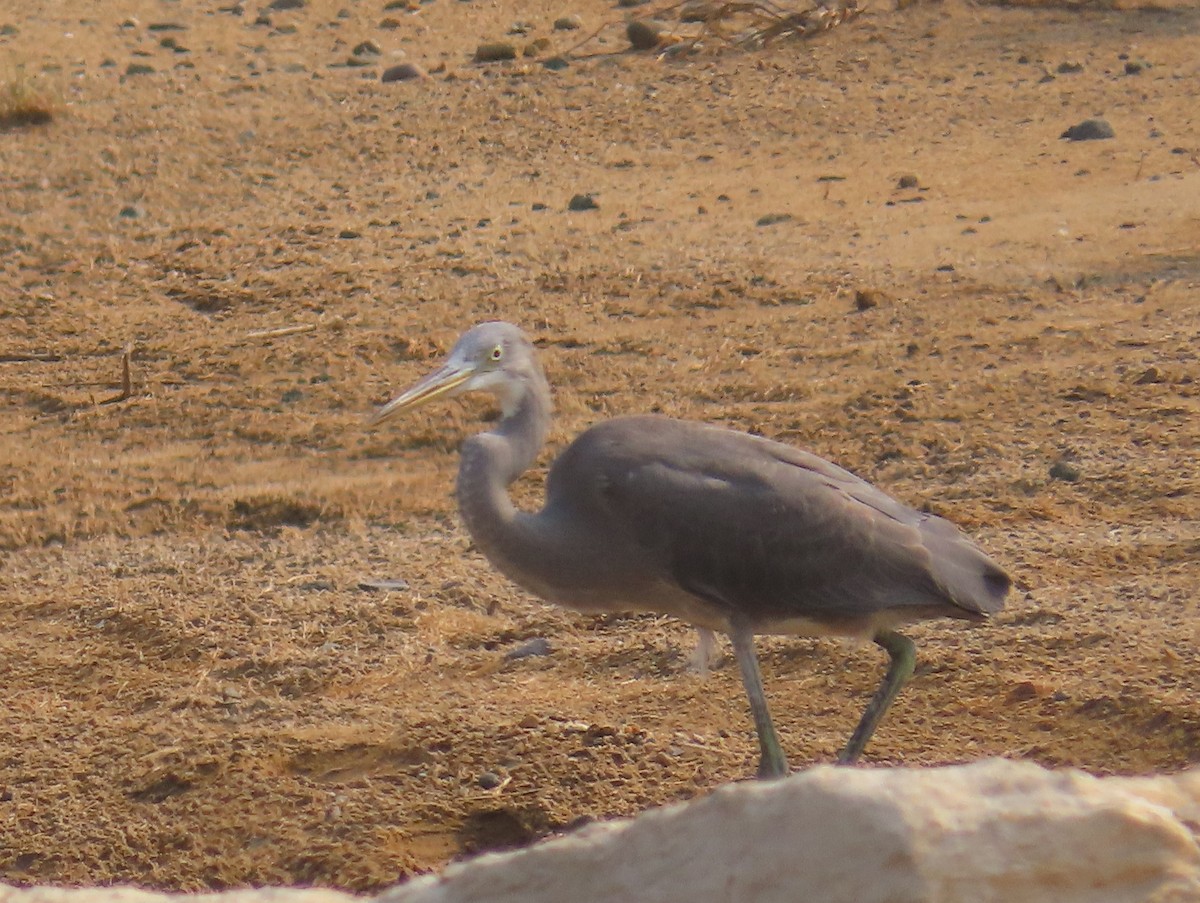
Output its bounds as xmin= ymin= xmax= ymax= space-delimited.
xmin=243 ymin=323 xmax=317 ymax=342
xmin=99 ymin=344 xmax=134 ymax=405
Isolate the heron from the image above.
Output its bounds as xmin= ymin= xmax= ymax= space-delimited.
xmin=370 ymin=322 xmax=1010 ymax=779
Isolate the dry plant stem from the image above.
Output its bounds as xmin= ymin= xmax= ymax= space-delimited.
xmin=99 ymin=345 xmax=133 ymax=405
xmin=244 ymin=324 xmax=317 ymax=342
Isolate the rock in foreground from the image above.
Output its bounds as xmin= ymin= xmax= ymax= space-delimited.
xmin=4 ymin=760 xmax=1199 ymax=903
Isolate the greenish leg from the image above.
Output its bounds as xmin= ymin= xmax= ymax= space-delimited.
xmin=729 ymin=625 xmax=789 ymax=780
xmin=836 ymin=630 xmax=916 ymax=765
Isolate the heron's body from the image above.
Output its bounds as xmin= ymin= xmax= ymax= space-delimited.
xmin=372 ymin=322 xmax=1010 ymax=777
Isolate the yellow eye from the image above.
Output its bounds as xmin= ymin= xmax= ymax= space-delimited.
xmin=490 ymin=345 xmax=503 ymax=361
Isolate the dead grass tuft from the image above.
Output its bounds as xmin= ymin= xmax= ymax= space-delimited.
xmin=0 ymin=72 xmax=58 ymax=129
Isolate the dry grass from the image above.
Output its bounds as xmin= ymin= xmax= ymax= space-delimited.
xmin=0 ymin=71 xmax=58 ymax=129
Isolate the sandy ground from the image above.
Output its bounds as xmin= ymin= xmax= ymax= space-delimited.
xmin=1 ymin=0 xmax=1198 ymax=892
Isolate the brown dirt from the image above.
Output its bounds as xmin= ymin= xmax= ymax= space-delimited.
xmin=2 ymin=0 xmax=1198 ymax=893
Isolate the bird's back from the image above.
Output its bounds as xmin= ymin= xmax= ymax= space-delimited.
xmin=544 ymin=415 xmax=1009 ymax=635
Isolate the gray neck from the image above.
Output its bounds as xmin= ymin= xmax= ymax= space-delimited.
xmin=455 ymin=370 xmax=561 ymax=596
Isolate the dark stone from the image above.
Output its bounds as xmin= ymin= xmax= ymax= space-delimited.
xmin=1061 ymin=118 xmax=1114 ymax=141
xmin=381 ymin=62 xmax=428 ymax=82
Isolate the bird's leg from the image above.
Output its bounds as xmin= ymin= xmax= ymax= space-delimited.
xmin=729 ymin=625 xmax=789 ymax=780
xmin=836 ymin=629 xmax=916 ymax=765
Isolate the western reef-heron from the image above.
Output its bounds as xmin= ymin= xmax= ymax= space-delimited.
xmin=370 ymin=322 xmax=1010 ymax=778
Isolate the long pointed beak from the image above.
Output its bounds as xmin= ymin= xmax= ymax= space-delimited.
xmin=368 ymin=361 xmax=475 ymax=425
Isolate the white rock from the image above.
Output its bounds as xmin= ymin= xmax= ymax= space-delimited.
xmin=3 ymin=760 xmax=1198 ymax=903
xmin=379 ymin=759 xmax=1200 ymax=903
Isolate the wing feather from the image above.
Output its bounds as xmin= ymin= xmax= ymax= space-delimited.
xmin=548 ymin=416 xmax=1008 ymax=628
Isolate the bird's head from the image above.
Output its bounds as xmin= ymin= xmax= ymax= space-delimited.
xmin=369 ymin=321 xmax=542 ymax=425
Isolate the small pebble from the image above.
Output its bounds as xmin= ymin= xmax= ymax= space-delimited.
xmin=477 ymin=771 xmax=503 ymax=789
xmin=1061 ymin=118 xmax=1114 ymax=141
xmin=268 ymin=0 xmax=305 ymax=9
xmin=524 ymin=37 xmax=551 ymax=57
xmin=626 ymin=19 xmax=662 ymax=50
xmin=896 ymin=174 xmax=919 ymax=189
xmin=855 ymin=288 xmax=885 ymax=311
xmin=353 ymin=40 xmax=381 ymax=56
xmin=381 ymin=61 xmax=428 ymax=82
xmin=1049 ymin=461 xmax=1081 ymax=483
xmin=755 ymin=212 xmax=792 ymax=227
xmin=124 ymin=62 xmax=155 ymax=76
xmin=568 ymin=193 xmax=598 ymax=211
xmin=505 ymin=637 xmax=553 ymax=660
xmin=542 ymin=56 xmax=569 ymax=71
xmin=357 ymin=577 xmax=411 ymax=592
xmin=474 ymin=41 xmax=517 ymax=62
xmin=118 ymin=204 xmax=144 ymax=219
xmin=338 ymin=229 xmax=362 ymax=239
xmin=680 ymin=1 xmax=716 ymax=22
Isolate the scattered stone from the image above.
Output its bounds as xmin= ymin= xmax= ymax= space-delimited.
xmin=626 ymin=19 xmax=662 ymax=50
xmin=542 ymin=55 xmax=569 ymax=71
xmin=1134 ymin=366 xmax=1165 ymax=385
xmin=357 ymin=577 xmax=411 ymax=592
xmin=353 ymin=39 xmax=381 ymax=55
xmin=384 ymin=0 xmax=409 ymax=7
xmin=148 ymin=22 xmax=187 ymax=31
xmin=1049 ymin=460 xmax=1081 ymax=483
xmin=1056 ymin=60 xmax=1083 ymax=74
xmin=524 ymin=37 xmax=551 ymax=57
xmin=379 ymin=17 xmax=402 ymax=28
xmin=345 ymin=56 xmax=372 ymax=67
xmin=120 ymin=17 xmax=140 ymax=28
xmin=124 ymin=62 xmax=155 ymax=76
xmin=680 ymin=1 xmax=717 ymax=22
xmin=505 ymin=637 xmax=553 ymax=660
xmin=254 ymin=14 xmax=272 ymax=25
xmin=755 ymin=212 xmax=792 ymax=226
xmin=275 ymin=23 xmax=297 ymax=33
xmin=477 ymin=771 xmax=504 ymax=789
xmin=1124 ymin=60 xmax=1148 ymax=75
xmin=118 ymin=204 xmax=144 ymax=219
xmin=1061 ymin=118 xmax=1114 ymax=141
xmin=618 ymin=0 xmax=649 ymax=7
xmin=554 ymin=14 xmax=583 ymax=29
xmin=854 ymin=288 xmax=886 ymax=311
xmin=381 ymin=61 xmax=428 ymax=81
xmin=508 ymin=20 xmax=534 ymax=34
xmin=337 ymin=7 xmax=351 ymax=17
xmin=896 ymin=174 xmax=920 ymax=189
xmin=532 ymin=202 xmax=548 ymax=210
xmin=568 ymin=193 xmax=598 ymax=211
xmin=268 ymin=0 xmax=305 ymax=9
xmin=338 ymin=229 xmax=361 ymax=239
xmin=159 ymin=36 xmax=189 ymax=52
xmin=474 ymin=41 xmax=517 ymax=62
